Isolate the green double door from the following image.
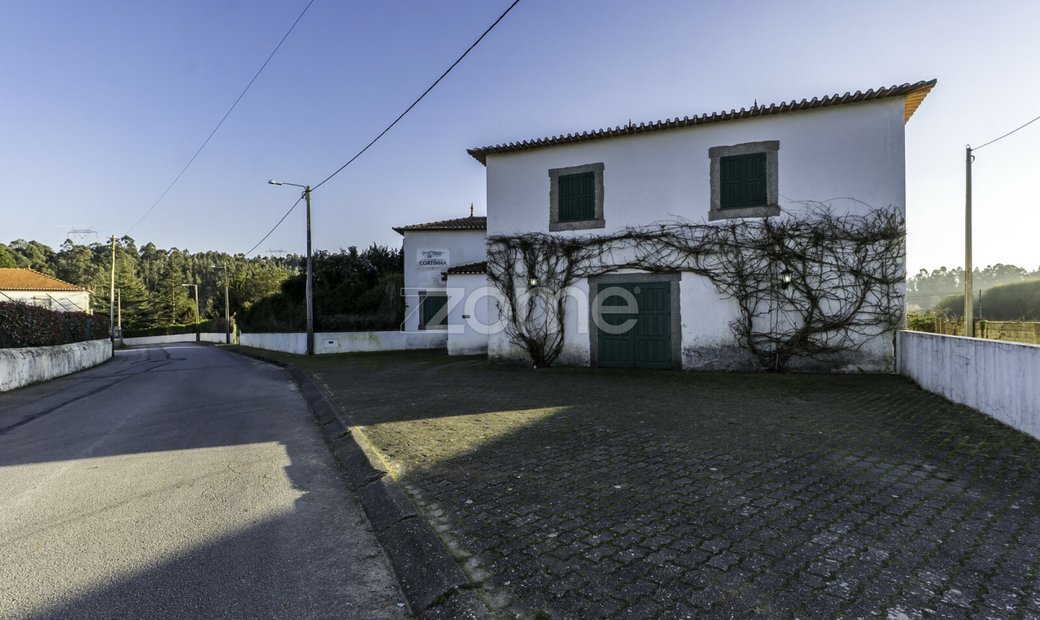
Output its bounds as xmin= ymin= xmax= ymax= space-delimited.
xmin=596 ymin=282 xmax=672 ymax=369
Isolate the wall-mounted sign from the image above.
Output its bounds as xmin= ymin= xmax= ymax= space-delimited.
xmin=417 ymin=248 xmax=449 ymax=270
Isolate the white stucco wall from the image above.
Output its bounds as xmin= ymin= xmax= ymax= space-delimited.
xmin=679 ymin=273 xmax=747 ymax=369
xmin=898 ymin=331 xmax=1040 ymax=439
xmin=1 ymin=290 xmax=91 ymax=313
xmin=482 ymin=99 xmax=907 ymax=369
xmin=401 ymin=229 xmax=487 ymax=332
xmin=486 ymin=277 xmax=592 ymax=367
xmin=240 ymin=331 xmax=447 ymax=355
xmin=485 ymin=100 xmax=906 ymax=235
xmin=0 ymin=339 xmax=112 ymax=392
xmin=122 ymin=333 xmax=229 ymax=346
xmin=446 ymin=273 xmax=492 ymax=355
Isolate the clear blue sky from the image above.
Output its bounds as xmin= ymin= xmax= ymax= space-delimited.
xmin=2 ymin=0 xmax=1038 ymax=274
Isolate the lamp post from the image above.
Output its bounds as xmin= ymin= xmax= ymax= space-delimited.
xmin=182 ymin=283 xmax=200 ymax=342
xmin=268 ymin=179 xmax=314 ymax=355
xmin=212 ymin=264 xmax=231 ymax=344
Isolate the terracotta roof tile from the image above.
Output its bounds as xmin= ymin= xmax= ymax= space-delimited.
xmin=0 ymin=268 xmax=87 ymax=292
xmin=467 ymin=80 xmax=937 ymax=165
xmin=393 ymin=216 xmax=487 ymax=235
xmin=445 ymin=261 xmax=488 ymax=276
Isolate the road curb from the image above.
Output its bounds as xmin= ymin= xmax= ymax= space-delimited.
xmin=226 ymin=349 xmax=486 ymax=618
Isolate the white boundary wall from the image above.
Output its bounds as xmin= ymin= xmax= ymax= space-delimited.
xmin=0 ymin=339 xmax=112 ymax=392
xmin=240 ymin=331 xmax=447 ymax=355
xmin=122 ymin=333 xmax=228 ymax=346
xmin=898 ymin=331 xmax=1040 ymax=439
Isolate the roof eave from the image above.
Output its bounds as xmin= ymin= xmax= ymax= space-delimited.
xmin=467 ymin=79 xmax=938 ymax=165
xmin=903 ymin=80 xmax=936 ymax=123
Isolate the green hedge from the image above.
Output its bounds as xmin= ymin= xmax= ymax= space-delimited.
xmin=0 ymin=301 xmax=110 ymax=348
xmin=906 ymin=310 xmax=940 ymax=333
xmin=122 ymin=319 xmax=229 ymax=338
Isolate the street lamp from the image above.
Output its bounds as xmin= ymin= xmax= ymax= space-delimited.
xmin=181 ymin=283 xmax=200 ymax=342
xmin=268 ymin=179 xmax=314 ymax=355
xmin=212 ymin=264 xmax=231 ymax=344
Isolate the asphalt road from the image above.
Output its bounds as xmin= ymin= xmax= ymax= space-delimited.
xmin=0 ymin=344 xmax=409 ymax=619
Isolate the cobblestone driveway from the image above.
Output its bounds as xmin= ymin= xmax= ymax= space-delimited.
xmin=289 ymin=350 xmax=1040 ymax=619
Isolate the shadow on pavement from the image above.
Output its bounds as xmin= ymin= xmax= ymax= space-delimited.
xmin=300 ymin=349 xmax=1040 ymax=618
xmin=0 ymin=344 xmax=407 ymax=619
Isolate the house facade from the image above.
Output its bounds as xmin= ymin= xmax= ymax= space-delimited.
xmin=467 ymin=80 xmax=936 ymax=371
xmin=0 ymin=268 xmax=92 ymax=313
xmin=393 ymin=214 xmax=487 ymax=354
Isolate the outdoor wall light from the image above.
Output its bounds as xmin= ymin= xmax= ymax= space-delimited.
xmin=780 ymin=269 xmax=793 ymax=290
xmin=528 ymin=276 xmax=540 ymax=287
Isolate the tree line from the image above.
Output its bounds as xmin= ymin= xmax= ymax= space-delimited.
xmin=0 ymin=238 xmax=403 ymax=333
xmin=908 ymin=263 xmax=1040 ymax=322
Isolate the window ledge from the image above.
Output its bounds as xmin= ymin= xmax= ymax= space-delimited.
xmin=549 ymin=218 xmax=606 ymax=232
xmin=708 ymin=205 xmax=780 ymax=221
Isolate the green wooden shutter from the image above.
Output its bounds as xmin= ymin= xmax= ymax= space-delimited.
xmin=558 ymin=171 xmax=595 ymax=222
xmin=420 ymin=295 xmax=448 ymax=329
xmin=720 ymin=153 xmax=767 ymax=209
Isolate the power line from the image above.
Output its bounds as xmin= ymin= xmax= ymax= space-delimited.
xmin=972 ymin=112 xmax=1040 ymax=152
xmin=311 ymin=0 xmax=521 ymax=192
xmin=243 ymin=0 xmax=521 ymax=256
xmin=125 ymin=0 xmax=316 ymax=236
xmin=243 ymin=196 xmax=305 ymax=257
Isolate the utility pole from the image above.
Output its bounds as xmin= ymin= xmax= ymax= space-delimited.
xmin=224 ymin=265 xmax=231 ymax=344
xmin=109 ymin=235 xmax=116 ymax=341
xmin=268 ymin=179 xmax=314 ymax=355
xmin=964 ymin=146 xmax=974 ymax=337
xmin=117 ymin=289 xmax=121 ymax=332
xmin=305 ymin=185 xmax=313 ymax=355
xmin=212 ymin=263 xmax=231 ymax=344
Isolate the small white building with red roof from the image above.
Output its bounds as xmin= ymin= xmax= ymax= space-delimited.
xmin=0 ymin=268 xmax=92 ymax=313
xmin=393 ymin=210 xmax=488 ymax=353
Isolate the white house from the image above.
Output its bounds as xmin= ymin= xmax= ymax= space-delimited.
xmin=0 ymin=268 xmax=92 ymax=313
xmin=466 ymin=80 xmax=936 ymax=371
xmin=393 ymin=212 xmax=487 ymax=353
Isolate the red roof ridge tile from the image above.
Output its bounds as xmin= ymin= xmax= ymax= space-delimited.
xmin=393 ymin=215 xmax=487 ymax=236
xmin=0 ymin=267 xmax=88 ymax=292
xmin=445 ymin=261 xmax=488 ymax=275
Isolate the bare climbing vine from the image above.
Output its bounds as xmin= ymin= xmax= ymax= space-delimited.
xmin=486 ymin=203 xmax=905 ymax=370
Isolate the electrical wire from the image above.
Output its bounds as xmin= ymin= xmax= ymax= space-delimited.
xmin=243 ymin=196 xmax=304 ymax=257
xmin=243 ymin=0 xmax=521 ymax=256
xmin=972 ymin=112 xmax=1040 ymax=151
xmin=311 ymin=0 xmax=521 ymax=191
xmin=124 ymin=0 xmax=316 ymax=235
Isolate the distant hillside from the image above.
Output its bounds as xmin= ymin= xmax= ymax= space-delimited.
xmin=935 ymin=279 xmax=1040 ymax=320
xmin=907 ymin=263 xmax=1040 ymax=310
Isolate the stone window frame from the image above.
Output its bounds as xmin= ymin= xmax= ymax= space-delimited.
xmin=549 ymin=162 xmax=605 ymax=232
xmin=708 ymin=140 xmax=780 ymax=221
